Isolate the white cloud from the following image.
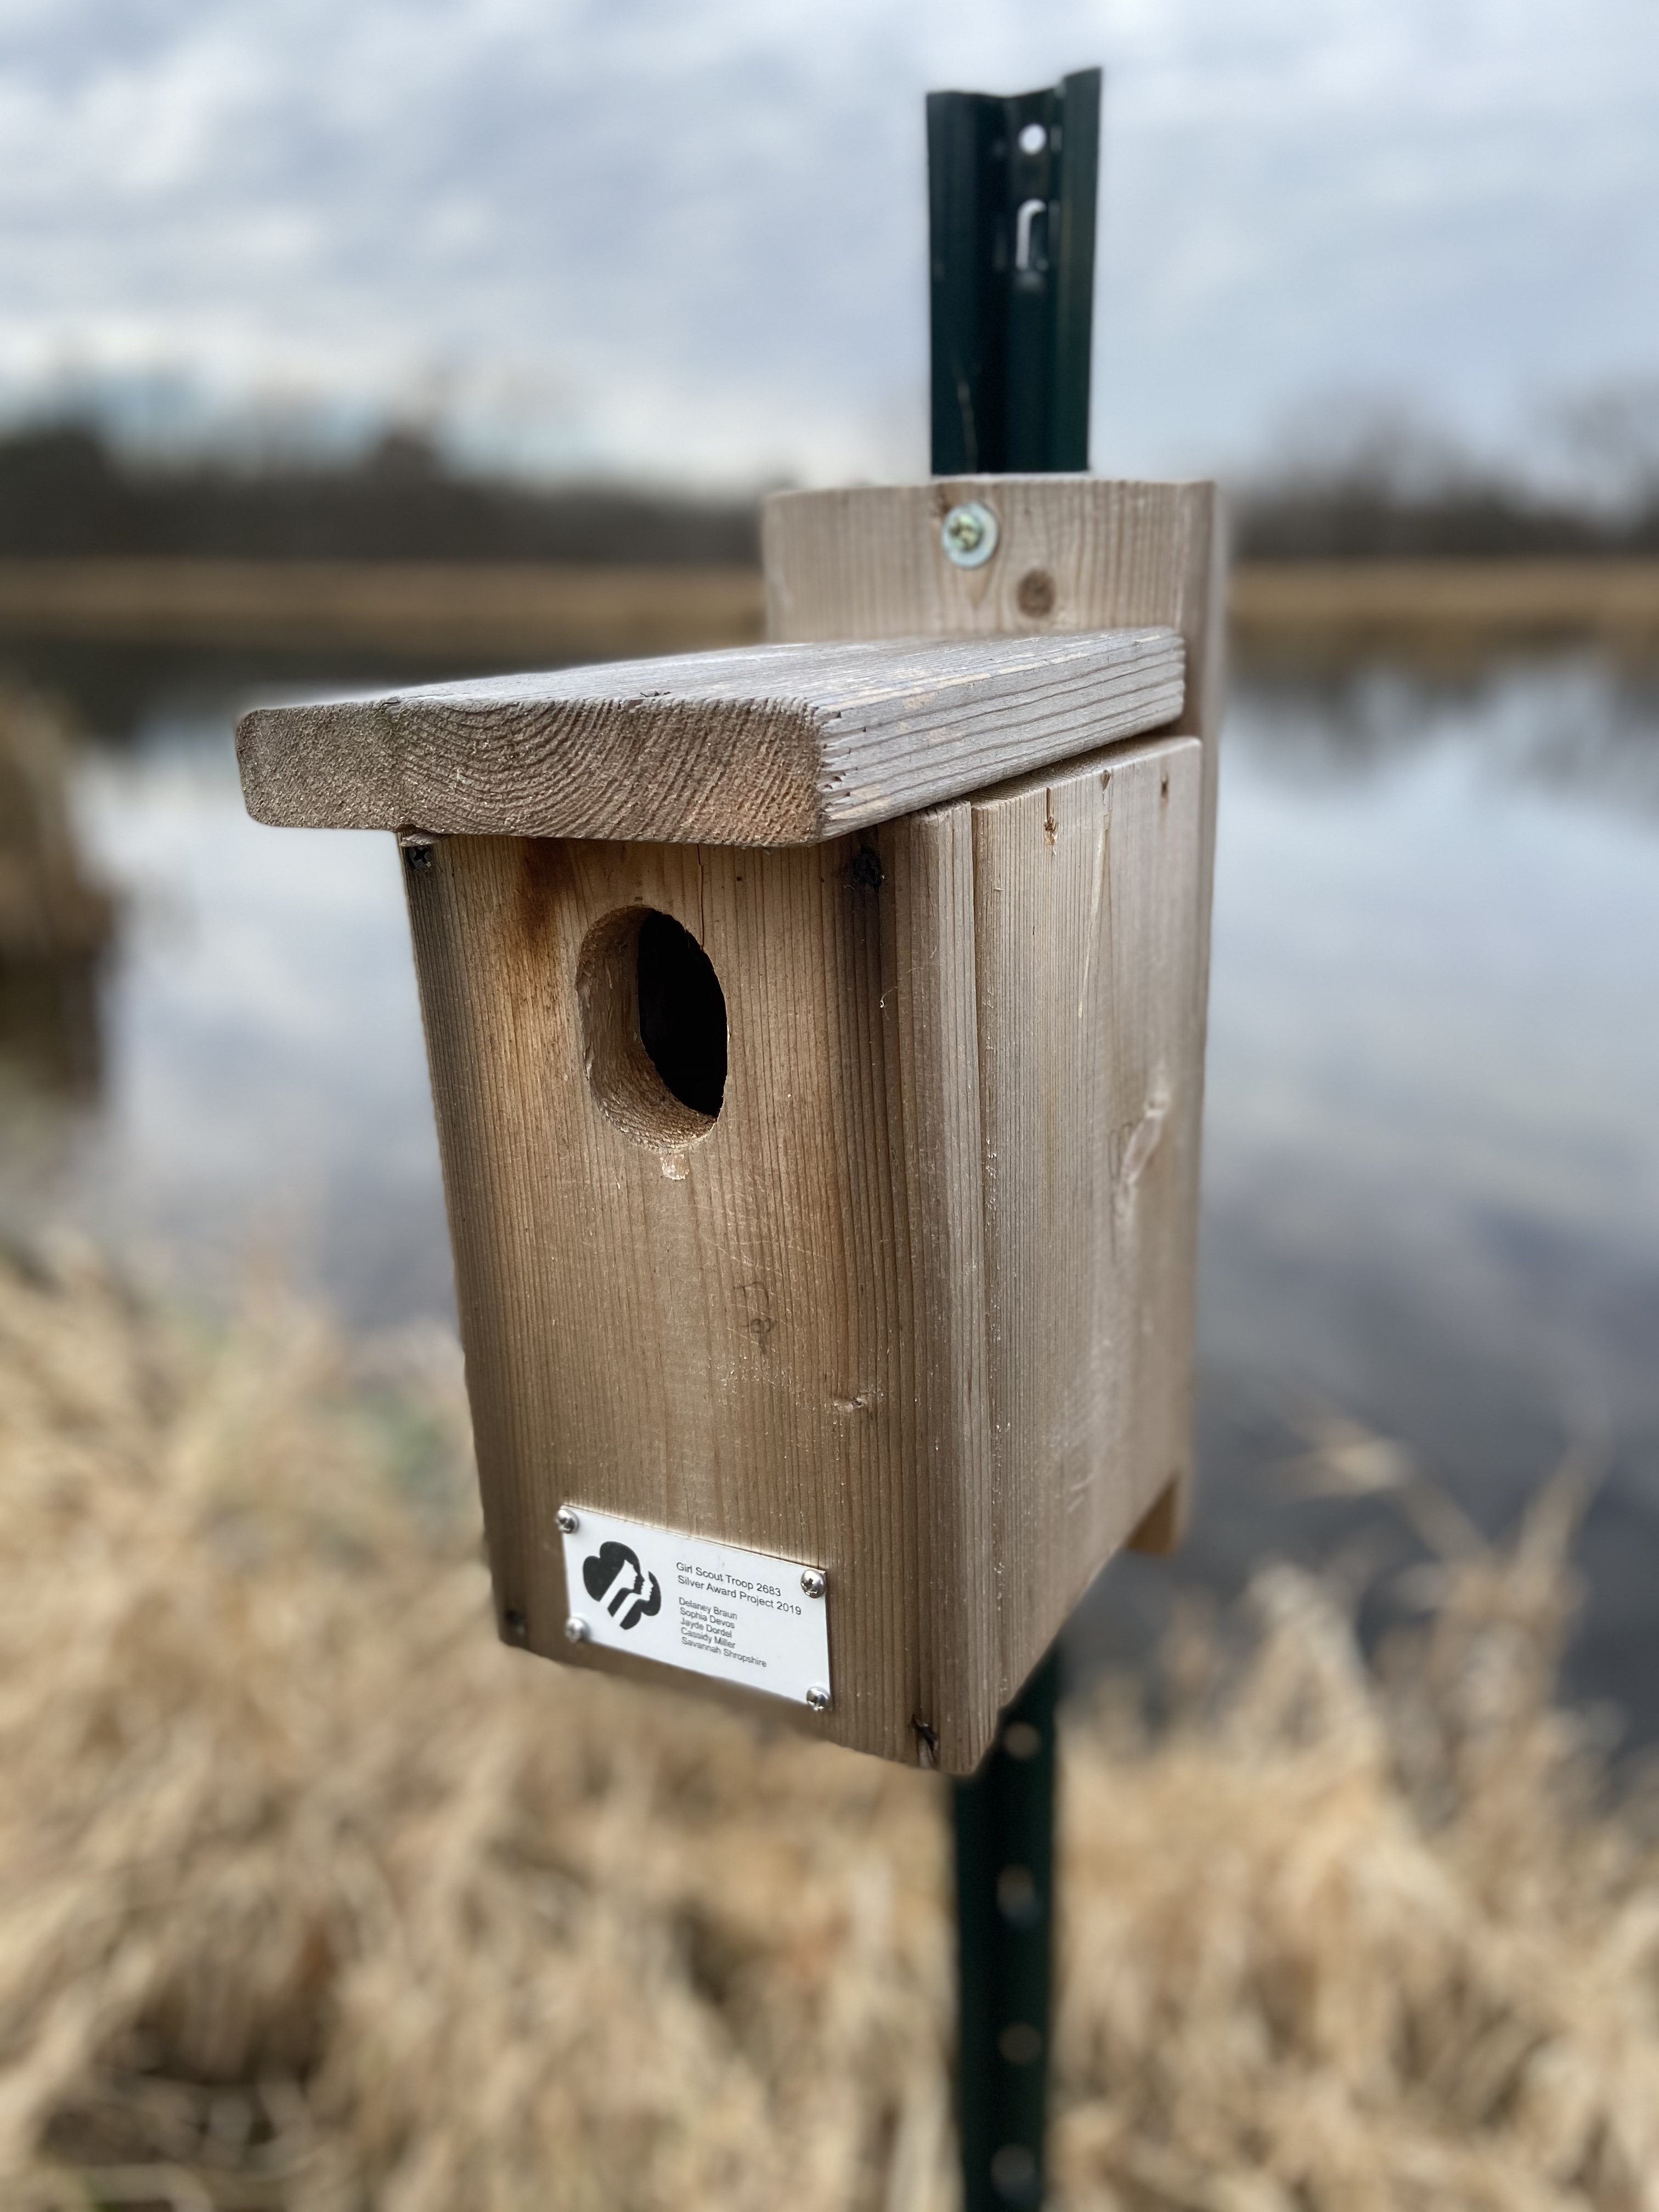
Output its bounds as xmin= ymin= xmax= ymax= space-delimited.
xmin=2 ymin=0 xmax=1657 ymax=486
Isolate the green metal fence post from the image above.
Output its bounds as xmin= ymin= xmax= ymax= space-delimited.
xmin=927 ymin=67 xmax=1101 ymax=478
xmin=926 ymin=65 xmax=1103 ymax=2212
xmin=952 ymin=1650 xmax=1061 ymax=2210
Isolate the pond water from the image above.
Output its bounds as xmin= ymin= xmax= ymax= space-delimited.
xmin=4 ymin=647 xmax=1658 ymax=1737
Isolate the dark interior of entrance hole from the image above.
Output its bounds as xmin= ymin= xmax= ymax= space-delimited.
xmin=636 ymin=911 xmax=727 ymax=1119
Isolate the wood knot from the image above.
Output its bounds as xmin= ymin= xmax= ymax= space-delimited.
xmin=1017 ymin=568 xmax=1057 ymax=618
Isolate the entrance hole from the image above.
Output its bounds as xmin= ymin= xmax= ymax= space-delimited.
xmin=577 ymin=906 xmax=727 ymax=1150
xmin=636 ymin=910 xmax=727 ymax=1118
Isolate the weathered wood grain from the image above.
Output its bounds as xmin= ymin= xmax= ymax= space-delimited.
xmin=764 ymin=476 xmax=1223 ymax=926
xmin=238 ymin=628 xmax=1184 ymax=848
xmin=399 ymin=728 xmax=1201 ymax=1769
xmin=403 ymin=816 xmax=991 ymax=1765
xmin=346 ymin=475 xmax=1223 ymax=1766
xmin=765 ymin=476 xmax=1224 ymax=1557
xmin=969 ymin=737 xmax=1205 ymax=1695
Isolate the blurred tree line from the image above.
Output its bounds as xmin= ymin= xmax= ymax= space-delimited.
xmin=1237 ymin=388 xmax=1659 ymax=559
xmin=8 ymin=399 xmax=1659 ymax=564
xmin=0 ymin=424 xmax=761 ymax=567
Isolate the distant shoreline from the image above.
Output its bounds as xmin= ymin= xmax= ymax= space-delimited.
xmin=1229 ymin=559 xmax=1659 ymax=663
xmin=0 ymin=558 xmax=768 ymax=661
xmin=5 ymin=555 xmax=1659 ymax=664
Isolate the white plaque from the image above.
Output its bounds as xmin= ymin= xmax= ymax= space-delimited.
xmin=558 ymin=1506 xmax=832 ymax=1709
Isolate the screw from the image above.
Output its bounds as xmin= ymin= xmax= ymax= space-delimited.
xmin=565 ymin=1617 xmax=589 ymax=1644
xmin=502 ymin=1609 xmax=528 ymax=1640
xmin=805 ymin=1684 xmax=832 ymax=1713
xmin=402 ymin=840 xmax=435 ymax=873
xmin=556 ymin=1505 xmax=580 ymax=1536
xmin=941 ymin=500 xmax=1000 ymax=569
xmin=800 ymin=1567 xmax=826 ymax=1599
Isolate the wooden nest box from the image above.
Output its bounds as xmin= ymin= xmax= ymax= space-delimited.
xmin=238 ymin=478 xmax=1223 ymax=1773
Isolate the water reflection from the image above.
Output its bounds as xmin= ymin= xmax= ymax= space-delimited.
xmin=1079 ymin=654 xmax=1659 ymax=1737
xmin=1240 ymin=656 xmax=1659 ymax=819
xmin=1 ymin=646 xmax=1656 ymax=1735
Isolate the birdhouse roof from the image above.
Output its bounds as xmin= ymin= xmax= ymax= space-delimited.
xmin=236 ymin=627 xmax=1184 ymax=847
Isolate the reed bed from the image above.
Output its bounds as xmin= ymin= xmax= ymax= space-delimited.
xmin=0 ymin=1244 xmax=1655 ymax=2211
xmin=0 ymin=689 xmax=111 ymax=1099
xmin=0 ymin=689 xmax=111 ymax=968
xmin=9 ymin=559 xmax=1659 ymax=670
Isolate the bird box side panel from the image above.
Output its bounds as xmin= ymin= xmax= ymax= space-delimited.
xmin=968 ymin=732 xmax=1206 ymax=1699
xmin=399 ymin=822 xmax=998 ymax=1769
xmin=764 ymin=476 xmax=1225 ymax=1556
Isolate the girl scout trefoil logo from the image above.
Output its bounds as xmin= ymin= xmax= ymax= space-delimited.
xmin=580 ymin=1539 xmax=662 ymax=1631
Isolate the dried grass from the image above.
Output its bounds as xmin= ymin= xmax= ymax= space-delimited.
xmin=0 ymin=690 xmax=111 ymax=963
xmin=1 ymin=1246 xmax=1656 ymax=2211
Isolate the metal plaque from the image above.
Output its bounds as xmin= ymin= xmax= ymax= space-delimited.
xmin=557 ymin=1505 xmax=832 ymax=1710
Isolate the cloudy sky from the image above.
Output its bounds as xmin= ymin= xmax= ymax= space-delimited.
xmin=4 ymin=0 xmax=1659 ymax=487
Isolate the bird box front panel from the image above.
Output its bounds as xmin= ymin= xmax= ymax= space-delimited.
xmin=394 ymin=731 xmax=1201 ymax=1774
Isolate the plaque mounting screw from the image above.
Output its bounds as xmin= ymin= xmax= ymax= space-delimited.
xmin=564 ymin=1617 xmax=589 ymax=1644
xmin=556 ymin=1506 xmax=580 ymax=1535
xmin=800 ymin=1567 xmax=826 ymax=1599
xmin=805 ymin=1684 xmax=832 ymax=1713
xmin=940 ymin=500 xmax=999 ymax=568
